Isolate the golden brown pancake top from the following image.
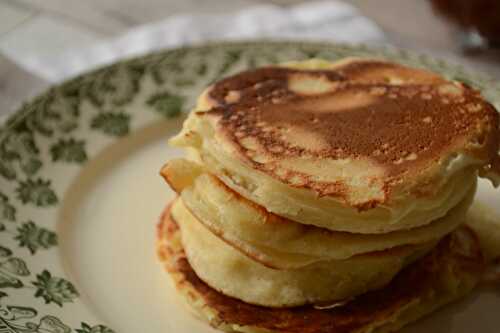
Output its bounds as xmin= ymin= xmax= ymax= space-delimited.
xmin=200 ymin=60 xmax=499 ymax=205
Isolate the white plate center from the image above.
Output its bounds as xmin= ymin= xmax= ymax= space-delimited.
xmin=58 ymin=121 xmax=216 ymax=333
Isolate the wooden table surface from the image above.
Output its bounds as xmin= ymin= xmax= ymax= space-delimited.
xmin=1 ymin=0 xmax=499 ymax=119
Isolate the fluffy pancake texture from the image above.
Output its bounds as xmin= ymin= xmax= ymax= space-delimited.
xmin=161 ymin=159 xmax=475 ymax=266
xmin=157 ymin=204 xmax=485 ymax=333
xmin=171 ymin=58 xmax=500 ymax=233
xmin=171 ymin=198 xmax=434 ymax=307
xmin=158 ymin=57 xmax=497 ymax=331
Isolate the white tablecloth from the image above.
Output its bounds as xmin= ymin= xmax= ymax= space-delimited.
xmin=1 ymin=0 xmax=385 ymax=83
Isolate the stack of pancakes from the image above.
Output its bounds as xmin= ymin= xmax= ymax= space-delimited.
xmin=158 ymin=58 xmax=500 ymax=332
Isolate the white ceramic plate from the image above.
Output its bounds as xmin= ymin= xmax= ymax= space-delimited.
xmin=0 ymin=42 xmax=499 ymax=333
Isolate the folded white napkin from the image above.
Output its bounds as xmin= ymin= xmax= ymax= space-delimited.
xmin=2 ymin=0 xmax=385 ymax=83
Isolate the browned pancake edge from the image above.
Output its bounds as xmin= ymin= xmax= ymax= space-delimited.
xmin=157 ymin=202 xmax=485 ymax=333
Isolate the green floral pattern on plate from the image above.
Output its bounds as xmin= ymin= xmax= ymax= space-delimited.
xmin=0 ymin=41 xmax=499 ymax=332
xmin=15 ymin=222 xmax=57 ymax=254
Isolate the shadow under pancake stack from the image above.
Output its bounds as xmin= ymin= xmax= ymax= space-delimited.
xmin=158 ymin=58 xmax=500 ymax=333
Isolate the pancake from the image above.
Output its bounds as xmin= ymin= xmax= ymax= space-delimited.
xmin=171 ymin=198 xmax=435 ymax=307
xmin=157 ymin=203 xmax=485 ymax=333
xmin=170 ymin=58 xmax=500 ymax=233
xmin=161 ymin=158 xmax=476 ymax=266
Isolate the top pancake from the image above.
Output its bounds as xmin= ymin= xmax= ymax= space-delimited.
xmin=183 ymin=58 xmax=499 ymax=209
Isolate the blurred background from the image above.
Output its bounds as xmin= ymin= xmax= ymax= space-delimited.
xmin=1 ymin=0 xmax=499 ymax=118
